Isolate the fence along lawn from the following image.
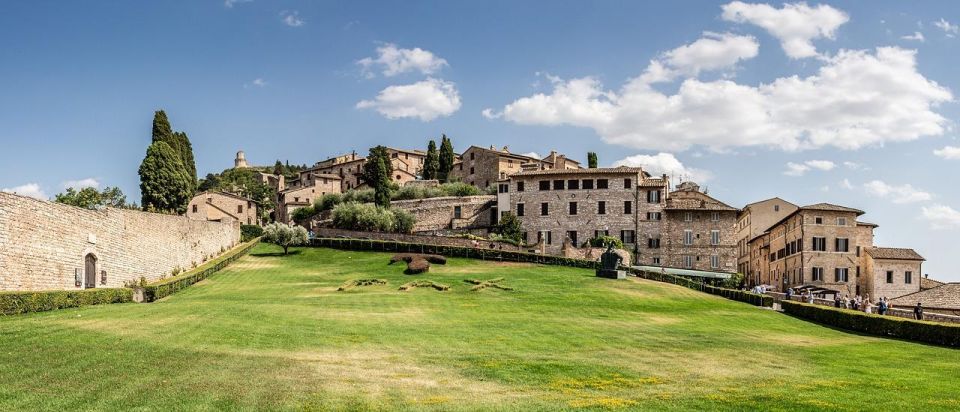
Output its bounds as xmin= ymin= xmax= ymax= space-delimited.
xmin=1 ymin=244 xmax=959 ymax=410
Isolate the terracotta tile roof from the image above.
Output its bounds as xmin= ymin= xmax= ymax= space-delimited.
xmin=801 ymin=203 xmax=865 ymax=215
xmin=512 ymin=166 xmax=643 ymax=177
xmin=665 ymin=190 xmax=738 ymax=211
xmin=865 ymin=247 xmax=925 ymax=261
xmin=889 ymin=283 xmax=960 ymax=309
xmin=857 ymin=221 xmax=879 ymax=227
xmin=638 ymin=178 xmax=668 ymax=187
xmin=197 ymin=191 xmax=253 ymax=202
xmin=921 ymin=277 xmax=945 ymax=290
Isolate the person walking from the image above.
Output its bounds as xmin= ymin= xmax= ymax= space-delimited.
xmin=914 ymin=302 xmax=924 ymax=320
xmin=807 ymin=292 xmax=815 ymax=304
xmin=878 ymin=297 xmax=887 ymax=316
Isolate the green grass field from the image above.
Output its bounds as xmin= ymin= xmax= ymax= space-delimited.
xmin=1 ymin=244 xmax=959 ymax=411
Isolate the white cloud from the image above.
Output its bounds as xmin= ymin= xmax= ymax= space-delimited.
xmin=224 ymin=0 xmax=252 ymax=8
xmin=521 ymin=152 xmax=540 ymax=159
xmin=63 ymin=178 xmax=99 ymax=190
xmin=863 ymin=180 xmax=932 ymax=204
xmin=280 ymin=10 xmax=305 ymax=27
xmin=641 ymin=32 xmax=759 ymax=83
xmin=613 ymin=153 xmax=713 ymax=183
xmin=244 ymin=78 xmax=267 ymax=88
xmin=356 ymin=78 xmax=461 ymax=121
xmin=721 ymin=1 xmax=849 ymax=59
xmin=921 ymin=204 xmax=960 ymax=229
xmin=494 ymin=47 xmax=952 ymax=152
xmin=901 ymin=32 xmax=925 ymax=42
xmin=805 ymin=160 xmax=835 ymax=171
xmin=842 ymin=161 xmax=866 ymax=170
xmin=783 ymin=160 xmax=833 ymax=176
xmin=2 ymin=183 xmax=47 ymax=200
xmin=357 ymin=43 xmax=448 ymax=78
xmin=934 ymin=18 xmax=959 ymax=38
xmin=933 ymin=146 xmax=960 ymax=159
xmin=840 ymin=178 xmax=854 ymax=190
xmin=481 ymin=108 xmax=502 ymax=119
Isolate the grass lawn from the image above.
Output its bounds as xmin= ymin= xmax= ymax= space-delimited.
xmin=1 ymin=244 xmax=959 ymax=411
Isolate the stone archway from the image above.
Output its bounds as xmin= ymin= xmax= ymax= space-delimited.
xmin=84 ymin=253 xmax=97 ymax=289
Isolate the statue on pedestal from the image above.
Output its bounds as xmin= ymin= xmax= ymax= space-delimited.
xmin=596 ymin=244 xmax=626 ymax=279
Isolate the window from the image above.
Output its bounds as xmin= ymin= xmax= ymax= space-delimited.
xmin=538 ymin=231 xmax=553 ymax=245
xmin=711 ymin=212 xmax=720 ymax=222
xmin=569 ymin=202 xmax=578 ymax=215
xmin=582 ymin=179 xmax=594 ymax=189
xmin=454 ymin=206 xmax=462 ymax=219
xmin=710 ymin=230 xmax=720 ymax=246
xmin=774 ymin=205 xmax=780 ymax=212
xmin=516 ymin=203 xmax=525 ymax=217
xmin=652 ymin=257 xmax=661 ymax=265
xmin=812 ymin=237 xmax=827 ymax=251
xmin=905 ymin=271 xmax=913 ymax=284
xmin=835 ymin=268 xmax=849 ymax=282
xmin=598 ymin=201 xmax=606 ymax=215
xmin=624 ymin=178 xmax=632 ymax=189
xmin=683 ymin=230 xmax=694 ymax=246
xmin=812 ymin=267 xmax=824 ymax=282
xmin=647 ymin=212 xmax=662 ymax=221
xmin=541 ymin=202 xmax=549 ymax=216
xmin=647 ymin=190 xmax=661 ymax=203
xmin=553 ymin=180 xmax=565 ymax=190
xmin=237 ymin=205 xmax=243 ymax=213
xmin=568 ymin=179 xmax=580 ymax=190
xmin=648 ymin=237 xmax=661 ymax=249
xmin=837 ymin=217 xmax=847 ymax=226
xmin=886 ymin=271 xmax=894 ymax=284
xmin=192 ymin=204 xmax=197 ymax=213
xmin=539 ymin=180 xmax=550 ymax=191
xmin=470 ymin=152 xmax=475 ymax=160
xmin=683 ymin=255 xmax=694 ymax=269
xmin=597 ymin=179 xmax=608 ymax=189
xmin=594 ymin=230 xmax=609 ymax=238
xmin=684 ymin=212 xmax=693 ymax=222
xmin=567 ymin=231 xmax=578 ymax=246
xmin=522 ymin=232 xmax=528 ymax=243
xmin=517 ymin=181 xmax=525 ymax=192
xmin=835 ymin=238 xmax=849 ymax=253
xmin=621 ymin=230 xmax=635 ymax=244
xmin=470 ymin=167 xmax=475 ymax=175
xmin=624 ymin=201 xmax=632 ymax=215
xmin=815 ymin=216 xmax=823 ymax=225
xmin=710 ymin=255 xmax=720 ymax=269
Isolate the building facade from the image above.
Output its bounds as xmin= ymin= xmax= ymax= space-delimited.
xmin=301 ymin=148 xmax=426 ymax=192
xmin=735 ymin=198 xmax=798 ymax=276
xmin=277 ymin=174 xmax=342 ymax=223
xmin=186 ymin=191 xmax=259 ymax=225
xmin=451 ymin=146 xmax=580 ymax=190
xmin=660 ymin=182 xmax=738 ymax=272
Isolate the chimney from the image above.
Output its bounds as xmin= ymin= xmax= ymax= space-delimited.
xmin=502 ymin=145 xmax=509 ymax=153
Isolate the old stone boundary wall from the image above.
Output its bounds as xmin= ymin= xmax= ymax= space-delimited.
xmin=314 ymin=227 xmax=527 ymax=251
xmin=390 ymin=195 xmax=495 ymax=232
xmin=0 ymin=192 xmax=240 ymax=292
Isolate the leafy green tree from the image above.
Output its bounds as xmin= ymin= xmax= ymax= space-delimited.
xmin=438 ymin=134 xmax=454 ymax=182
xmin=149 ymin=111 xmax=196 ymax=193
xmin=139 ymin=141 xmax=192 ymax=213
xmin=54 ymin=186 xmax=129 ymax=209
xmin=274 ymin=160 xmax=284 ymax=176
xmin=494 ymin=212 xmax=524 ymax=243
xmin=175 ymin=131 xmax=197 ymax=189
xmin=362 ymin=146 xmax=393 ymax=208
xmin=423 ymin=139 xmax=440 ymax=180
xmin=151 ymin=110 xmax=174 ymax=144
xmin=587 ymin=152 xmax=598 ymax=168
xmin=197 ymin=173 xmax=222 ymax=193
xmin=262 ymin=222 xmax=308 ymax=255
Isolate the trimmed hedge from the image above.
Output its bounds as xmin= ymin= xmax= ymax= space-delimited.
xmin=311 ymin=237 xmax=771 ymax=308
xmin=241 ymin=225 xmax=264 ymax=242
xmin=142 ymin=238 xmax=260 ymax=302
xmin=0 ymin=288 xmax=133 ymax=316
xmin=782 ymin=300 xmax=960 ymax=347
xmin=624 ymin=267 xmax=773 ymax=307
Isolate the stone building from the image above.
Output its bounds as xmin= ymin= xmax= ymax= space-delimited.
xmin=735 ymin=198 xmax=798 ymax=276
xmin=635 ymin=176 xmax=669 ymax=266
xmin=300 ymin=148 xmax=426 ymax=192
xmin=277 ymin=173 xmax=342 ymax=223
xmin=889 ymin=282 xmax=960 ymax=316
xmin=186 ymin=191 xmax=259 ymax=225
xmin=498 ymin=167 xmax=651 ymax=257
xmin=391 ymin=195 xmax=496 ymax=233
xmin=451 ymin=146 xmax=580 ymax=190
xmin=0 ymin=192 xmax=239 ymax=292
xmin=234 ymin=150 xmax=249 ymax=168
xmin=745 ymin=202 xmax=923 ymax=299
xmin=660 ymin=182 xmax=738 ymax=272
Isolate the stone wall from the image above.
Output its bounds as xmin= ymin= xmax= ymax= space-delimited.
xmin=0 ymin=192 xmax=240 ymax=291
xmin=661 ymin=209 xmax=738 ymax=272
xmin=390 ymin=195 xmax=495 ymax=232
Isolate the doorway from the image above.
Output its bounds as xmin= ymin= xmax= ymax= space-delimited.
xmin=84 ymin=253 xmax=97 ymax=289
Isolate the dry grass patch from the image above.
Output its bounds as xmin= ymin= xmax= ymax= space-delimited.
xmin=399 ymin=280 xmax=450 ymax=291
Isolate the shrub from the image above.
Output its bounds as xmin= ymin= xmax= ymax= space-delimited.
xmin=405 ymin=258 xmax=431 ymax=274
xmin=399 ymin=279 xmax=449 ymax=291
xmin=781 ymin=301 xmax=960 ymax=347
xmin=143 ymin=239 xmax=259 ymax=302
xmin=241 ymin=225 xmax=263 ymax=242
xmin=341 ymin=189 xmax=375 ymax=204
xmin=440 ymin=182 xmax=480 ymax=197
xmin=494 ymin=212 xmax=524 ymax=243
xmin=291 ymin=206 xmax=319 ymax=224
xmin=315 ymin=193 xmax=343 ymax=212
xmin=331 ymin=202 xmax=416 ymax=233
xmin=393 ymin=209 xmax=416 ymax=234
xmin=262 ymin=222 xmax=308 ymax=255
xmin=0 ymin=288 xmax=133 ymax=316
xmin=585 ymin=236 xmax=624 ymax=249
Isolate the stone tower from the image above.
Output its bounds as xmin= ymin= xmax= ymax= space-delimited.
xmin=235 ymin=150 xmax=248 ymax=168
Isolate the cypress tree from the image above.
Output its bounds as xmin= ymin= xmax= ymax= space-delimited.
xmin=151 ymin=110 xmax=173 ymax=144
xmin=587 ymin=152 xmax=598 ymax=168
xmin=423 ymin=140 xmax=439 ymax=180
xmin=438 ymin=134 xmax=454 ymax=183
xmin=139 ymin=141 xmax=192 ymax=213
xmin=175 ymin=131 xmax=197 ymax=188
xmin=362 ymin=146 xmax=393 ymax=208
xmin=274 ymin=160 xmax=284 ymax=176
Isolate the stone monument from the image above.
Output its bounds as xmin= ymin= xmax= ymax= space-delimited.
xmin=596 ymin=244 xmax=626 ymax=279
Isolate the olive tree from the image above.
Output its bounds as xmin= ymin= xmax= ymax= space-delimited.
xmin=262 ymin=222 xmax=308 ymax=255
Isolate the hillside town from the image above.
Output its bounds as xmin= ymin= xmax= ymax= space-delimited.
xmin=171 ymin=137 xmax=955 ymax=317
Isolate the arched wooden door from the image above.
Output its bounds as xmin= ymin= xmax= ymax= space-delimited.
xmin=84 ymin=254 xmax=97 ymax=289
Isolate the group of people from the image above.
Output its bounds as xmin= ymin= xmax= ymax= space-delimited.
xmin=783 ymin=288 xmax=927 ymax=320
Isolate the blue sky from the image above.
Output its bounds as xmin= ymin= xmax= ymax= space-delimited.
xmin=2 ymin=1 xmax=959 ymax=280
